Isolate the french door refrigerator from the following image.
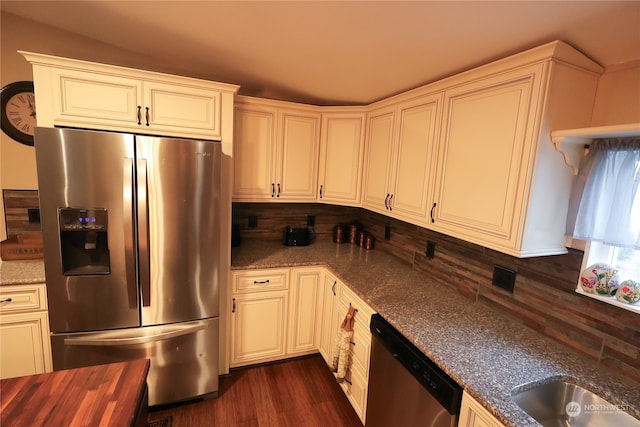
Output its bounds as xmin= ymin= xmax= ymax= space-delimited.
xmin=34 ymin=127 xmax=222 ymax=406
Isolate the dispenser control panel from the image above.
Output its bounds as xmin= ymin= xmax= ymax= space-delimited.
xmin=59 ymin=208 xmax=108 ymax=231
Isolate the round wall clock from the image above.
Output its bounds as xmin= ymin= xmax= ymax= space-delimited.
xmin=1 ymin=81 xmax=36 ymax=146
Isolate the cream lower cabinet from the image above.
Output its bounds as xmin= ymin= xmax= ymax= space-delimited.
xmin=230 ymin=267 xmax=321 ymax=367
xmin=458 ymin=391 xmax=506 ymax=427
xmin=22 ymin=52 xmax=238 ymax=140
xmin=287 ymin=268 xmax=322 ymax=355
xmin=233 ymin=97 xmax=321 ymax=201
xmin=317 ymin=110 xmax=366 ymax=206
xmin=0 ymin=283 xmax=52 ymax=379
xmin=317 ymin=270 xmax=374 ymax=424
xmin=362 ymin=93 xmax=442 ymax=226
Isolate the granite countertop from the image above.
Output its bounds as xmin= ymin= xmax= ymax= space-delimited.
xmin=232 ymin=240 xmax=640 ymax=427
xmin=0 ymin=259 xmax=45 ymax=286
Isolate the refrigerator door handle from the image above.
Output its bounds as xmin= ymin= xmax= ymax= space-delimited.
xmin=137 ymin=158 xmax=151 ymax=307
xmin=63 ymin=322 xmax=208 ymax=346
xmin=123 ymin=157 xmax=138 ymax=309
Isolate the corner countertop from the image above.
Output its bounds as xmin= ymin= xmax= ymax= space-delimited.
xmin=0 ymin=259 xmax=45 ymax=286
xmin=232 ymin=240 xmax=640 ymax=427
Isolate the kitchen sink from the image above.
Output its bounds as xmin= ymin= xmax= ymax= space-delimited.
xmin=510 ymin=378 xmax=639 ymax=427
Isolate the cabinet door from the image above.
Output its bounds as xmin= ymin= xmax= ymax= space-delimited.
xmin=144 ymin=81 xmax=222 ymax=137
xmin=458 ymin=391 xmax=506 ymax=427
xmin=277 ymin=109 xmax=321 ymax=200
xmin=432 ymin=67 xmax=540 ymax=247
xmin=318 ymin=273 xmax=340 ymax=365
xmin=52 ymin=67 xmax=142 ymax=128
xmin=362 ymin=106 xmax=396 ymax=213
xmin=318 ymin=113 xmax=365 ymax=205
xmin=389 ymin=94 xmax=441 ymax=224
xmin=233 ymin=104 xmax=278 ymax=199
xmin=0 ymin=311 xmax=52 ymax=379
xmin=287 ymin=268 xmax=321 ymax=355
xmin=230 ymin=291 xmax=288 ymax=367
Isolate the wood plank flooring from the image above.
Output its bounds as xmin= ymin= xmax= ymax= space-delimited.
xmin=147 ymin=355 xmax=363 ymax=427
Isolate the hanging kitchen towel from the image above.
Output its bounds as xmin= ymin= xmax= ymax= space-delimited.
xmin=331 ymin=305 xmax=356 ymax=382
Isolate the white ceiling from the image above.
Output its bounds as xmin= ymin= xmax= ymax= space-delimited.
xmin=2 ymin=1 xmax=640 ymax=105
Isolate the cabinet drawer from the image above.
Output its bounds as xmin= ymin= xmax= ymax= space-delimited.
xmin=338 ymin=284 xmax=374 ymax=325
xmin=350 ymin=319 xmax=372 ymax=374
xmin=0 ymin=284 xmax=47 ymax=313
xmin=340 ymin=361 xmax=369 ymax=424
xmin=232 ymin=269 xmax=289 ymax=293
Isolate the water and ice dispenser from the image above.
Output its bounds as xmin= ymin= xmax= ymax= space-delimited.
xmin=58 ymin=208 xmax=110 ymax=275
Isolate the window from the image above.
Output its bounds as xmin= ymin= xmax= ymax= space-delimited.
xmin=567 ymin=137 xmax=640 ymax=314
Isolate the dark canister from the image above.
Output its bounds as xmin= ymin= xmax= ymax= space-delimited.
xmin=333 ymin=225 xmax=347 ymax=243
xmin=348 ymin=224 xmax=360 ymax=244
xmin=358 ymin=230 xmax=367 ymax=247
xmin=364 ymin=234 xmax=375 ymax=250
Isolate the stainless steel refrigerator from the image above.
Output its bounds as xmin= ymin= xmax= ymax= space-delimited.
xmin=34 ymin=127 xmax=222 ymax=406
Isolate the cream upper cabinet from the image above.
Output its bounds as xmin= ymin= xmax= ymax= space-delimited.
xmin=362 ymin=93 xmax=442 ymax=225
xmin=233 ymin=97 xmax=321 ymax=201
xmin=0 ymin=283 xmax=52 ymax=379
xmin=430 ymin=50 xmax=600 ymax=257
xmin=317 ymin=110 xmax=366 ymax=205
xmin=22 ymin=51 xmax=238 ymax=140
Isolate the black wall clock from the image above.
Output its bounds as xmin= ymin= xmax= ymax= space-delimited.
xmin=1 ymin=81 xmax=36 ymax=146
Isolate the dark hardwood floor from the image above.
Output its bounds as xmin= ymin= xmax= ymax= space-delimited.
xmin=148 ymin=355 xmax=363 ymax=427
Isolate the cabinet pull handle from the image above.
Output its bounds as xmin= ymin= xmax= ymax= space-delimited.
xmin=0 ymin=298 xmax=12 ymax=304
xmin=344 ymin=378 xmax=352 ymax=385
xmin=319 ymin=185 xmax=323 ymax=199
xmin=231 ymin=298 xmax=236 ymax=313
xmin=349 ymin=302 xmax=358 ymax=312
xmin=253 ymin=279 xmax=270 ymax=284
xmin=350 ymin=341 xmax=356 ymax=346
xmin=271 ymin=183 xmax=275 ymax=197
xmin=137 ymin=106 xmax=142 ymax=125
xmin=332 ymin=280 xmax=336 ymax=296
xmin=388 ymin=194 xmax=393 ymax=211
xmin=277 ymin=183 xmax=281 ymax=197
xmin=430 ymin=202 xmax=437 ymax=223
xmin=145 ymin=107 xmax=150 ymax=126
xmin=384 ymin=193 xmax=390 ymax=209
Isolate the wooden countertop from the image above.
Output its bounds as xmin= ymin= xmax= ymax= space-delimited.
xmin=0 ymin=359 xmax=149 ymax=427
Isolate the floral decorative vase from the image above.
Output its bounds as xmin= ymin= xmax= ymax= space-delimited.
xmin=616 ymin=280 xmax=640 ymax=305
xmin=579 ymin=263 xmax=620 ymax=296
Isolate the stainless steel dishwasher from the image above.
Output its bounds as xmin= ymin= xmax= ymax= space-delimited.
xmin=366 ymin=314 xmax=463 ymax=427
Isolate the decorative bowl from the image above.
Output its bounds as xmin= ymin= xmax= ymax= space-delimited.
xmin=579 ymin=263 xmax=620 ymax=296
xmin=616 ymin=280 xmax=640 ymax=305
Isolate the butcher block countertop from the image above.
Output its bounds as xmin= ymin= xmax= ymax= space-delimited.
xmin=0 ymin=359 xmax=149 ymax=427
xmin=232 ymin=240 xmax=640 ymax=427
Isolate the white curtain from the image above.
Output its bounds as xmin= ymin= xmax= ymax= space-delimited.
xmin=566 ymin=138 xmax=640 ymax=249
